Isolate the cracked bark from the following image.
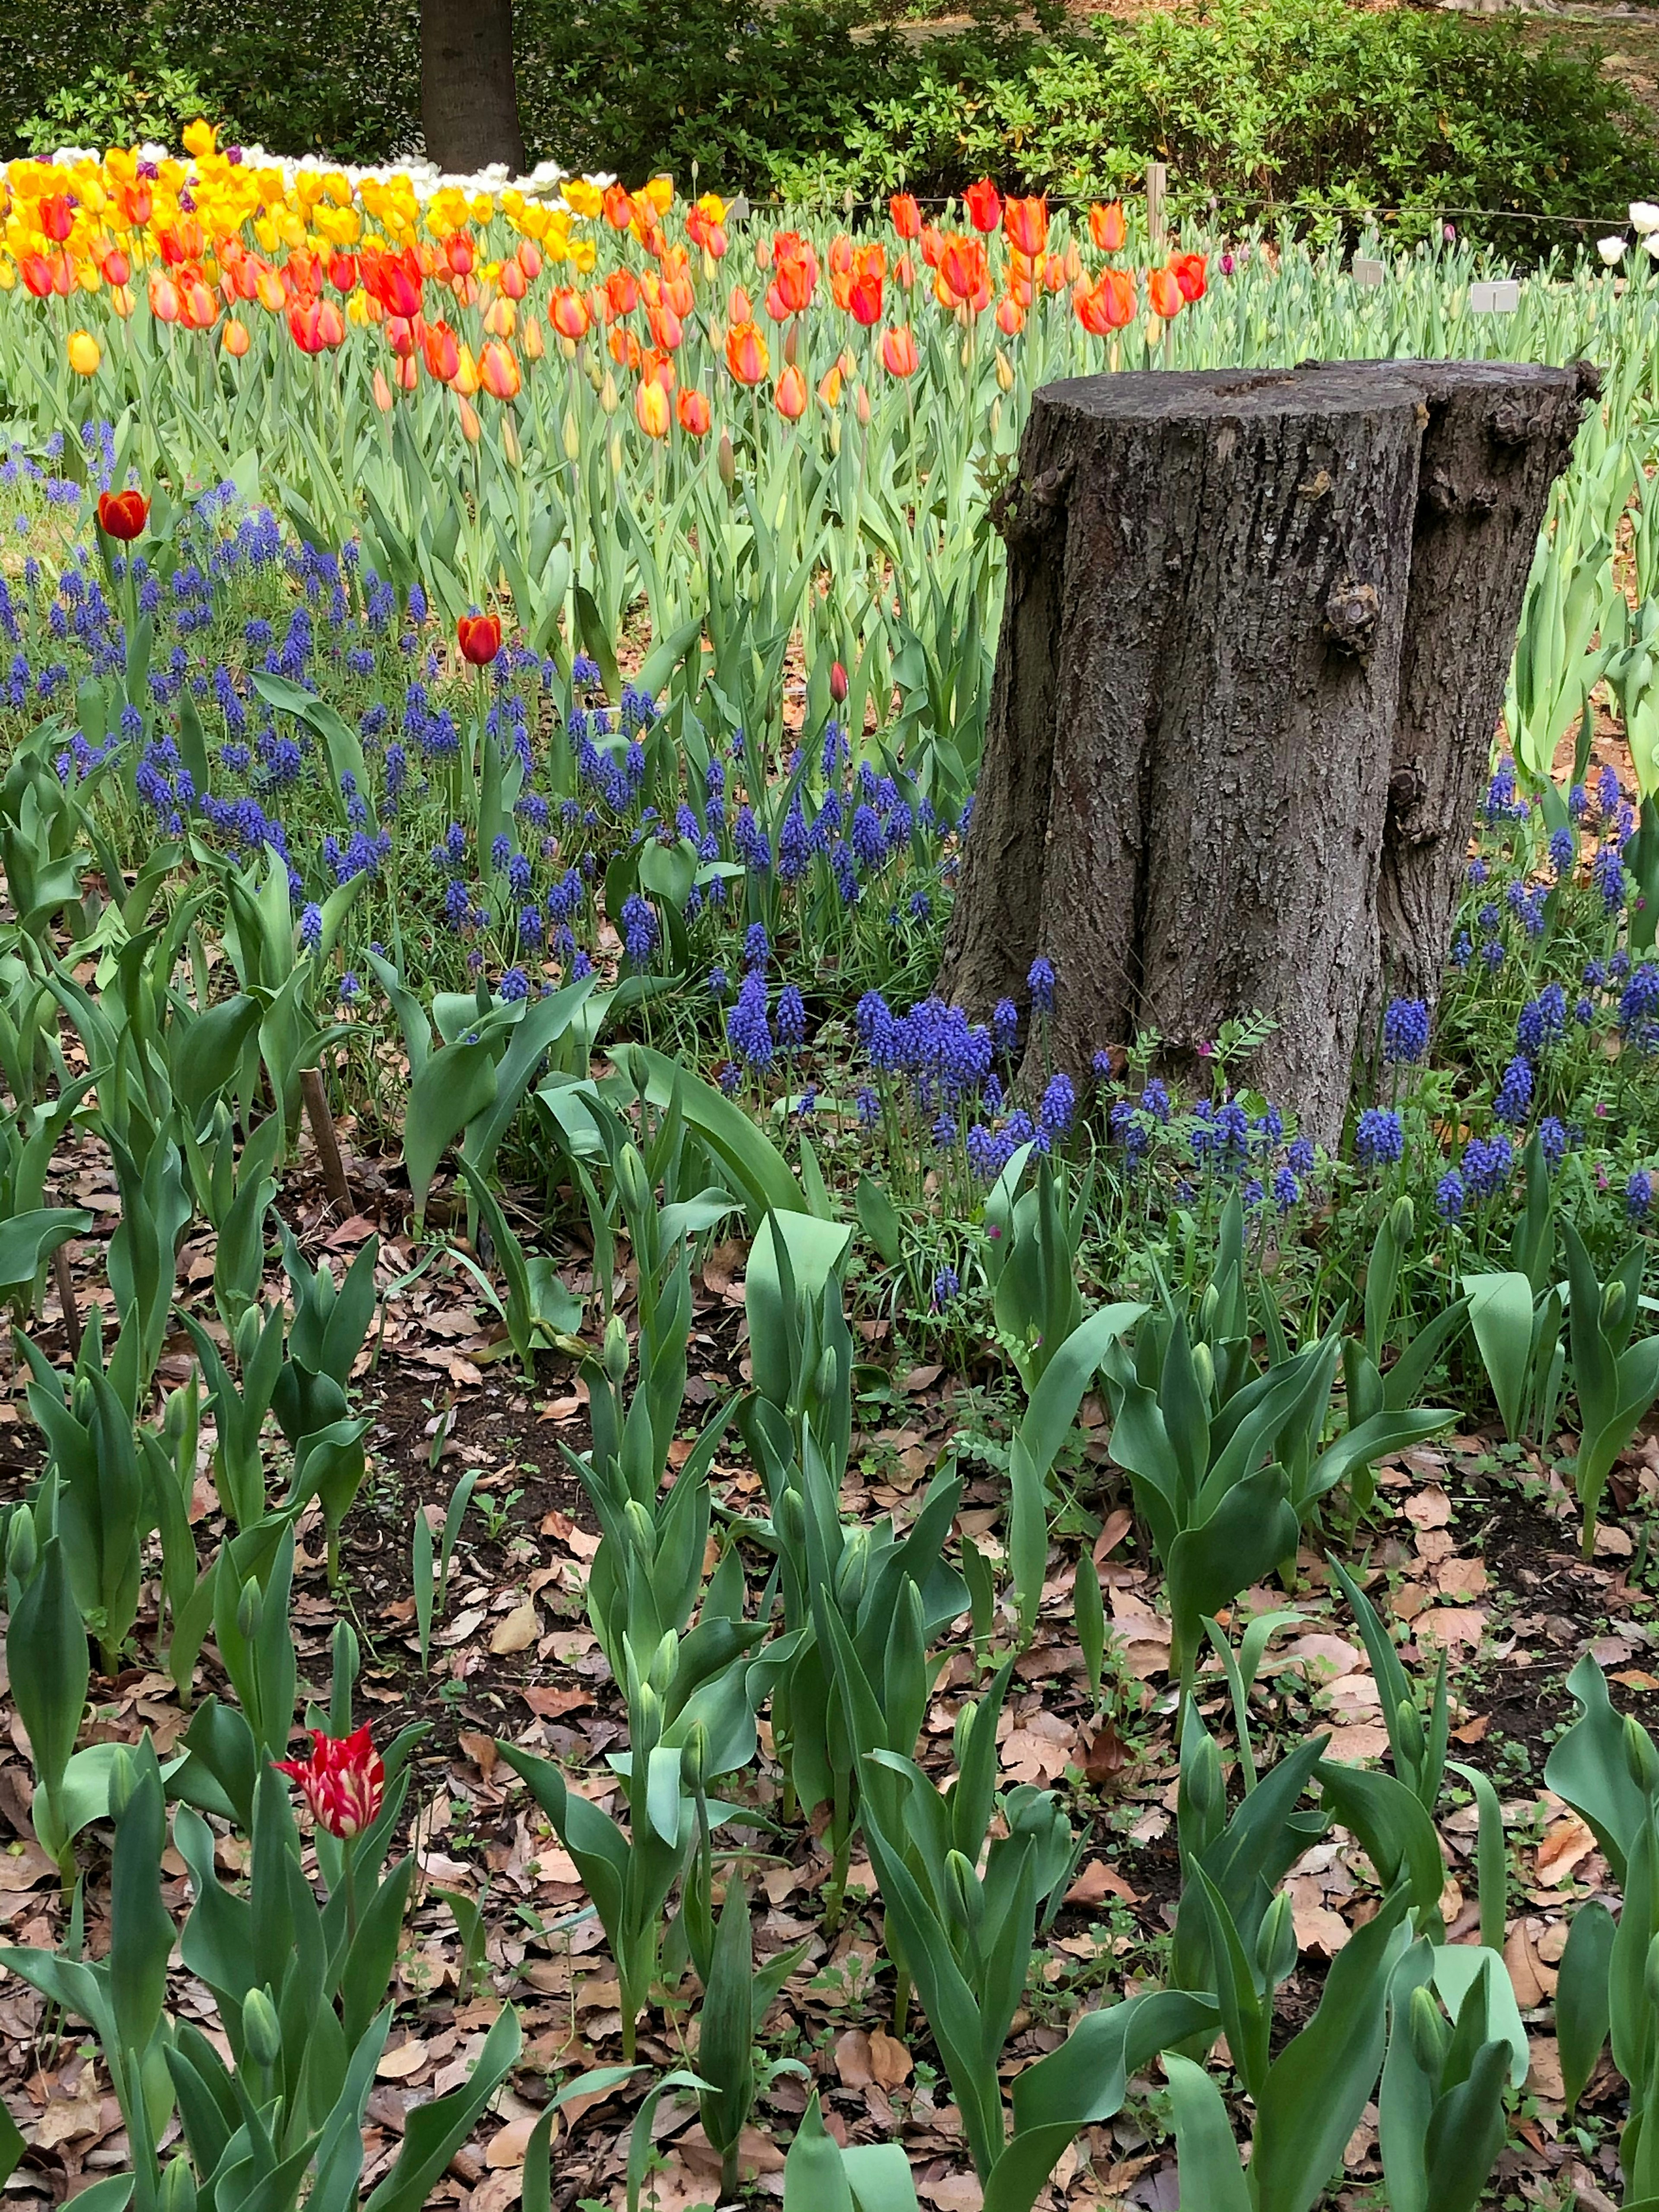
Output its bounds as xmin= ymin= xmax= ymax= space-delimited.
xmin=937 ymin=361 xmax=1588 ymax=1142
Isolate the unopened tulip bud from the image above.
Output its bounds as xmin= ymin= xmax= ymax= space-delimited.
xmin=624 ymin=1497 xmax=656 ymax=1560
xmin=618 ymin=1143 xmax=653 ymax=1220
xmin=855 ymin=384 xmax=871 ymax=426
xmin=458 ymin=397 xmax=482 ymax=445
xmin=600 ymin=371 xmax=619 ymax=413
xmin=813 ymin=1345 xmax=838 ymax=1407
xmin=681 ymin=1720 xmax=710 ymax=1796
xmin=1255 ymin=1890 xmax=1297 ymax=1986
xmin=995 ymin=348 xmax=1014 ymax=393
xmin=372 ymin=367 xmax=394 ymax=413
xmin=604 ymin=1313 xmax=630 ymax=1384
xmin=634 ymin=1680 xmax=663 ymax=1749
xmin=502 ymin=416 xmax=522 ymax=467
xmin=649 ymin=1631 xmax=677 ymax=1696
xmin=1191 ymin=1341 xmax=1214 ymax=1404
xmin=1388 ymin=1195 xmax=1415 ymax=1243
xmin=562 ymin=408 xmax=580 ymax=460
xmin=242 ymin=1987 xmax=283 ymax=2070
xmin=783 ymin=320 xmax=799 ymax=367
xmin=1627 ymin=1716 xmax=1659 ymax=1796
xmin=944 ymin=1850 xmax=983 ymax=1934
xmin=828 ymin=412 xmax=842 ymax=457
xmin=7 ymin=1510 xmax=37 ymax=1584
xmin=830 ymin=660 xmax=849 ymax=704
xmin=609 ymin=429 xmax=624 ymax=474
xmin=1393 ymin=1698 xmax=1424 ymax=1772
xmin=106 ymin=1745 xmax=136 ymax=1823
xmin=776 ymin=1487 xmax=806 ymax=1551
xmin=237 ymin=1576 xmax=261 ymax=1644
xmin=990 ymin=397 xmax=1001 ymax=439
xmin=1408 ymin=1984 xmax=1450 ymax=2077
xmin=159 ymin=2160 xmax=197 ymax=2212
xmin=717 ymin=431 xmax=736 ymax=488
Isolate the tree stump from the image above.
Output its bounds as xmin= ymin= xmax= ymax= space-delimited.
xmin=938 ymin=361 xmax=1588 ymax=1141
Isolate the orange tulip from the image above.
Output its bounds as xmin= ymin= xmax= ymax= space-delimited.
xmin=1172 ymin=251 xmax=1208 ymax=302
xmin=880 ymin=324 xmax=920 ymax=378
xmin=255 ymin=264 xmax=287 ymax=314
xmin=479 ymin=340 xmax=521 ymax=399
xmin=604 ymin=268 xmax=639 ymax=318
xmin=1089 ymin=201 xmax=1126 ymax=253
xmin=149 ymin=273 xmax=181 ymax=323
xmin=1002 ymin=195 xmax=1048 ymax=257
xmin=550 ymin=287 xmax=590 ymax=341
xmin=635 ymin=376 xmax=672 ymax=437
xmin=963 ymin=179 xmax=1001 ymax=234
xmin=1073 ymin=269 xmax=1136 ymax=334
xmin=523 ymin=314 xmax=545 ymax=360
xmin=890 ymin=192 xmax=922 ymax=240
xmin=996 ymin=295 xmax=1025 ymax=336
xmin=328 ymin=251 xmax=359 ymax=293
xmin=773 ymin=254 xmax=816 ymax=315
xmin=19 ymin=253 xmax=55 ymax=299
xmin=728 ymin=283 xmax=753 ymax=324
xmin=603 ymin=184 xmax=636 ymax=230
xmin=517 ymin=239 xmax=543 ymax=279
xmin=937 ymin=235 xmax=988 ymax=312
xmin=676 ymin=388 xmax=712 ymax=435
xmin=222 ymin=318 xmax=251 ymax=357
xmin=38 ymin=194 xmax=75 ymax=244
xmin=725 ymin=320 xmax=769 ymax=387
xmin=775 ymin=362 xmax=808 ymax=420
xmin=101 ymin=247 xmax=130 ymax=287
xmin=372 ymin=367 xmax=395 ymax=411
xmin=1147 ymin=265 xmax=1184 ymax=319
xmin=363 ymin=245 xmax=423 ymax=319
xmin=423 ymin=318 xmax=461 ymax=382
xmin=119 ymin=182 xmax=153 ymax=227
xmin=181 ymin=277 xmax=220 ymax=331
xmin=445 ymin=232 xmax=474 ymax=277
xmin=499 ymin=257 xmax=527 ymax=301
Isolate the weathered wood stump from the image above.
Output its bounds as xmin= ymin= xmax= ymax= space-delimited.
xmin=938 ymin=361 xmax=1591 ymax=1141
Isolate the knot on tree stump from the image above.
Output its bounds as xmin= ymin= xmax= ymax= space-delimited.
xmin=1324 ymin=578 xmax=1381 ymax=657
xmin=990 ymin=461 xmax=1074 ymax=550
xmin=938 ymin=359 xmax=1592 ymax=1142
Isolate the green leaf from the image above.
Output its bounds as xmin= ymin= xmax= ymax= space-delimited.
xmin=1556 ymin=1898 xmax=1615 ymax=2112
xmin=0 ymin=1208 xmax=92 ymax=1292
xmin=855 ymin=1173 xmax=903 ymax=1267
xmin=404 ymin=1040 xmax=499 ymax=1226
xmin=361 ymin=2005 xmax=521 ymax=2212
xmin=613 ymin=1044 xmax=808 ymax=1226
xmin=1163 ymin=2054 xmax=1250 ymax=2212
xmin=1462 ymin=1271 xmax=1535 ymax=1441
xmin=784 ymin=2094 xmax=855 ymax=2212
xmin=1545 ymin=1653 xmax=1655 ymax=1883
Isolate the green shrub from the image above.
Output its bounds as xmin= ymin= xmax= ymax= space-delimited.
xmin=2 ymin=0 xmax=1650 ymax=257
xmin=19 ymin=57 xmax=222 ymax=158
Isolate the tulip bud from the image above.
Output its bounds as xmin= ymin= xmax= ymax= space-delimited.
xmin=1627 ymin=1716 xmax=1659 ymax=1797
xmin=159 ymin=2160 xmax=197 ymax=2212
xmin=604 ymin=1313 xmax=630 ymax=1385
xmin=855 ymin=384 xmax=871 ymax=426
xmin=624 ymin=1498 xmax=656 ymax=1561
xmin=7 ymin=1509 xmax=37 ymax=1585
xmin=783 ymin=319 xmax=799 ymax=368
xmin=610 ymin=430 xmax=624 ymax=475
xmin=995 ymin=348 xmax=1014 ymax=393
xmin=600 ymin=371 xmax=619 ymax=414
xmin=828 ymin=413 xmax=842 ymax=457
xmin=618 ymin=1143 xmax=653 ymax=1222
xmin=649 ymin=1631 xmax=677 ymax=1696
xmin=458 ymin=397 xmax=482 ymax=445
xmin=830 ymin=660 xmax=849 ymax=704
xmin=1393 ymin=1698 xmax=1424 ymax=1775
xmin=1198 ymin=1284 xmax=1219 ymax=1337
xmin=1179 ymin=1723 xmax=1225 ymax=1861
xmin=242 ymin=1986 xmax=283 ymax=2070
xmin=633 ymin=1680 xmax=663 ymax=1750
xmin=776 ymin=1487 xmax=806 ymax=1551
xmin=812 ymin=1344 xmax=838 ymax=1409
xmin=1605 ymin=1280 xmax=1630 ymax=1334
xmin=990 ymin=398 xmax=1001 ymax=440
xmin=717 ymin=431 xmax=736 ymax=488
xmin=1388 ymin=1195 xmax=1415 ymax=1244
xmin=681 ymin=1719 xmax=710 ymax=1796
xmin=1408 ymin=1984 xmax=1450 ymax=2077
xmin=237 ymin=1576 xmax=261 ymax=1645
xmin=562 ymin=408 xmax=581 ymax=460
xmin=944 ymin=1849 xmax=984 ymax=1935
xmin=106 ymin=1745 xmax=136 ymax=1823
xmin=1191 ymin=1341 xmax=1214 ymax=1405
xmin=502 ymin=416 xmax=522 ymax=467
xmin=1255 ymin=1889 xmax=1297 ymax=1987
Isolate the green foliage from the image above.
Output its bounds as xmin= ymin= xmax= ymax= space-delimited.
xmin=4 ymin=0 xmax=1649 ymax=256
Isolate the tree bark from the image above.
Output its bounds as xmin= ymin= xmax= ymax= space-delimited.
xmin=1375 ymin=360 xmax=1589 ymax=1011
xmin=938 ymin=361 xmax=1586 ymax=1143
xmin=421 ymin=0 xmax=526 ymax=177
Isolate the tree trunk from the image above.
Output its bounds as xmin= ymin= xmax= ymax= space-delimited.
xmin=1376 ymin=360 xmax=1589 ymax=1011
xmin=938 ymin=361 xmax=1586 ymax=1142
xmin=421 ymin=0 xmax=526 ymax=177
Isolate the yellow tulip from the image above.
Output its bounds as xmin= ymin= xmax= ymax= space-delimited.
xmin=66 ymin=329 xmax=100 ymax=375
xmin=182 ymin=119 xmax=217 ymax=159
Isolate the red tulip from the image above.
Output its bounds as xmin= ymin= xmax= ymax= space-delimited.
xmin=275 ymin=1726 xmax=385 ymax=1840
xmin=880 ymin=324 xmax=920 ymax=378
xmin=457 ymin=613 xmax=502 ymax=665
xmin=19 ymin=253 xmax=55 ymax=299
xmin=848 ymin=271 xmax=884 ymax=327
xmin=38 ymin=195 xmax=75 ymax=244
xmin=603 ymin=184 xmax=636 ymax=230
xmin=445 ymin=232 xmax=474 ymax=277
xmin=1002 ymin=195 xmax=1048 ymax=258
xmin=550 ymin=287 xmax=590 ymax=342
xmin=775 ymin=362 xmax=808 ymax=420
xmin=97 ymin=489 xmax=149 ymax=541
xmin=830 ymin=660 xmax=849 ymax=703
xmin=1089 ymin=201 xmax=1126 ymax=254
xmin=119 ymin=183 xmax=153 ymax=228
xmin=890 ymin=192 xmax=922 ymax=241
xmin=937 ymin=234 xmax=988 ymax=311
xmin=676 ymin=388 xmax=712 ymax=435
xmin=101 ymin=248 xmax=130 ymax=286
xmin=363 ymin=245 xmax=423 ymax=320
xmin=726 ymin=320 xmax=769 ymax=388
xmin=1172 ymin=251 xmax=1208 ymax=303
xmin=328 ymin=252 xmax=359 ymax=294
xmin=963 ymin=179 xmax=1001 ymax=234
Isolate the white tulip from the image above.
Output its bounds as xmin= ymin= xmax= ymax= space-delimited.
xmin=1630 ymin=200 xmax=1659 ymax=233
xmin=1599 ymin=235 xmax=1630 ymax=266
